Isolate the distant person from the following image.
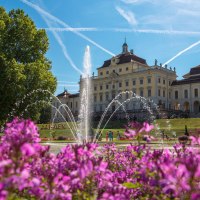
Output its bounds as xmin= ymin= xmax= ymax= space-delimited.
xmin=111 ymin=131 xmax=114 ymax=142
xmin=108 ymin=131 xmax=113 ymax=142
xmin=99 ymin=131 xmax=102 ymax=141
xmin=161 ymin=130 xmax=165 ymax=140
xmin=96 ymin=131 xmax=102 ymax=141
xmin=106 ymin=132 xmax=108 ymax=142
xmin=117 ymin=131 xmax=121 ymax=140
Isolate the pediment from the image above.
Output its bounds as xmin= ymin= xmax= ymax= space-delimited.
xmin=109 ymin=71 xmax=119 ymax=79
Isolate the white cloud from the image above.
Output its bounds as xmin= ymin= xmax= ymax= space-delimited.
xmin=116 ymin=6 xmax=138 ymax=26
xmin=120 ymin=0 xmax=157 ymax=4
xmin=121 ymin=0 xmax=140 ymax=3
xmin=177 ymin=9 xmax=200 ymax=17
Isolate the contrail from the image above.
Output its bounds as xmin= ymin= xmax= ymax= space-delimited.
xmin=163 ymin=40 xmax=200 ymax=65
xmin=41 ymin=14 xmax=83 ymax=74
xmin=42 ymin=27 xmax=98 ymax=32
xmin=20 ymin=0 xmax=115 ymax=57
xmin=113 ymin=28 xmax=200 ymax=35
xmin=40 ymin=27 xmax=200 ymax=36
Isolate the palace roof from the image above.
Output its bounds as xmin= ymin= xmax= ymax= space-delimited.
xmin=99 ymin=52 xmax=147 ymax=69
xmin=190 ymin=65 xmax=200 ymax=75
xmin=57 ymin=90 xmax=79 ymax=98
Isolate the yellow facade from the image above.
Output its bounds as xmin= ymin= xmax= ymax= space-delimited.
xmin=53 ymin=42 xmax=200 ymax=121
xmin=89 ymin=42 xmax=177 ymax=114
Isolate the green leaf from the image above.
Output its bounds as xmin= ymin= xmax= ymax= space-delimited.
xmin=122 ymin=182 xmax=142 ymax=189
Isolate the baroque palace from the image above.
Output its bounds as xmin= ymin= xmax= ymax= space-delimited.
xmin=53 ymin=42 xmax=200 ymax=121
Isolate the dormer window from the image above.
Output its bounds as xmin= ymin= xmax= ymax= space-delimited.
xmin=111 ymin=58 xmax=116 ymax=65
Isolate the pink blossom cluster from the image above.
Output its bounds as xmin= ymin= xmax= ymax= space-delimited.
xmin=124 ymin=121 xmax=155 ymax=142
xmin=0 ymin=118 xmax=200 ymax=199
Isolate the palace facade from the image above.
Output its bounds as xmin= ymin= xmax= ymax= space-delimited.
xmin=52 ymin=42 xmax=200 ymax=121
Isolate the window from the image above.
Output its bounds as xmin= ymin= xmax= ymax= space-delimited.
xmin=140 ymin=90 xmax=143 ymax=97
xmin=175 ymin=91 xmax=178 ymax=99
xmin=195 ymin=89 xmax=198 ymax=97
xmin=148 ymin=78 xmax=151 ymax=84
xmin=126 ymin=67 xmax=129 ymax=71
xmin=94 ymin=95 xmax=97 ymax=102
xmin=169 ymin=81 xmax=171 ymax=86
xmin=106 ymin=84 xmax=109 ymax=89
xmin=113 ymin=69 xmax=115 ymax=73
xmin=112 ymin=84 xmax=115 ymax=89
xmin=100 ymin=72 xmax=103 ymax=76
xmin=126 ymin=81 xmax=129 ymax=87
xmin=94 ymin=86 xmax=97 ymax=91
xmin=148 ymin=89 xmax=151 ymax=97
xmin=133 ymin=80 xmax=136 ymax=85
xmin=163 ymin=79 xmax=165 ymax=84
xmin=140 ymin=79 xmax=143 ymax=84
xmin=76 ymin=102 xmax=78 ymax=108
xmin=163 ymin=90 xmax=165 ymax=97
xmin=71 ymin=102 xmax=73 ymax=108
xmin=119 ymin=68 xmax=122 ymax=72
xmin=126 ymin=93 xmax=129 ymax=99
xmin=158 ymin=89 xmax=161 ymax=97
xmin=132 ymin=89 xmax=136 ymax=94
xmin=106 ymin=94 xmax=109 ymax=101
xmin=100 ymin=94 xmax=103 ymax=102
xmin=184 ymin=90 xmax=188 ymax=98
xmin=169 ymin=92 xmax=171 ymax=99
xmin=100 ymin=85 xmax=103 ymax=90
xmin=119 ymin=82 xmax=122 ymax=87
xmin=158 ymin=78 xmax=161 ymax=83
xmin=106 ymin=71 xmax=109 ymax=74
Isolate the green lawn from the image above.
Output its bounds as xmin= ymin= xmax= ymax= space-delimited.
xmin=36 ymin=118 xmax=200 ymax=139
xmin=155 ymin=118 xmax=200 ymax=136
xmin=1 ymin=118 xmax=199 ymax=139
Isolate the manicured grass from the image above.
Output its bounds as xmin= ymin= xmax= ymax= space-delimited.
xmin=1 ymin=118 xmax=198 ymax=139
xmin=37 ymin=118 xmax=200 ymax=139
xmin=154 ymin=118 xmax=200 ymax=136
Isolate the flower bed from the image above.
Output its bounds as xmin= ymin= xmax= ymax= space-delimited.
xmin=0 ymin=118 xmax=200 ymax=199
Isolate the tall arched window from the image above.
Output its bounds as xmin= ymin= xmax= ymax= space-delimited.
xmin=175 ymin=91 xmax=178 ymax=99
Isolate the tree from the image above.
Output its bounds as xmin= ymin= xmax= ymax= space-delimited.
xmin=38 ymin=105 xmax=52 ymax=124
xmin=0 ymin=7 xmax=56 ymax=125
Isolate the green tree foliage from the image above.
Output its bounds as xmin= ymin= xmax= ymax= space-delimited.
xmin=38 ymin=105 xmax=52 ymax=124
xmin=0 ymin=7 xmax=56 ymax=124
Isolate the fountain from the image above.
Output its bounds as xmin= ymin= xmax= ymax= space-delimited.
xmin=8 ymin=46 xmax=174 ymax=146
xmin=77 ymin=46 xmax=92 ymax=143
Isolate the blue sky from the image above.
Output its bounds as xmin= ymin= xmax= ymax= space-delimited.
xmin=2 ymin=0 xmax=200 ymax=95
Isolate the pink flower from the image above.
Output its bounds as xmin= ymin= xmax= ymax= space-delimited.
xmin=139 ymin=122 xmax=154 ymax=133
xmin=21 ymin=143 xmax=36 ymax=156
xmin=124 ymin=129 xmax=136 ymax=138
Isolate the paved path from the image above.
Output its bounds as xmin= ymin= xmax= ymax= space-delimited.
xmin=42 ymin=142 xmax=199 ymax=154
